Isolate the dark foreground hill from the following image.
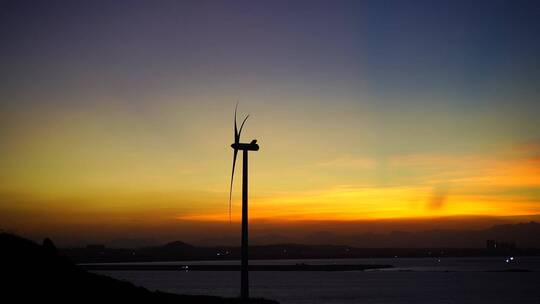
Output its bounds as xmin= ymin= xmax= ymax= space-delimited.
xmin=0 ymin=233 xmax=277 ymax=304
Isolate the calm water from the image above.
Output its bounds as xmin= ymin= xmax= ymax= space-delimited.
xmin=93 ymin=257 xmax=540 ymax=304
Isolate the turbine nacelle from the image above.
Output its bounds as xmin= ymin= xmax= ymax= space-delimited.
xmin=231 ymin=140 xmax=259 ymax=151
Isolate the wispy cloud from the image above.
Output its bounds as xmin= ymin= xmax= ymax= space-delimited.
xmin=426 ymin=185 xmax=449 ymax=210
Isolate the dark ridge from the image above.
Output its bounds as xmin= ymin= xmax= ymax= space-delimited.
xmin=163 ymin=240 xmax=196 ymax=249
xmin=0 ymin=233 xmax=277 ymax=304
xmin=60 ymin=222 xmax=540 ymax=263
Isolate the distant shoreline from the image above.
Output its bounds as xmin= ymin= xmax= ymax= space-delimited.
xmin=82 ymin=263 xmax=393 ymax=271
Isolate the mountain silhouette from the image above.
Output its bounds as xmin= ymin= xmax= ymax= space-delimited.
xmin=61 ymin=222 xmax=540 ymax=263
xmin=163 ymin=240 xmax=196 ymax=248
xmin=253 ymin=221 xmax=540 ymax=248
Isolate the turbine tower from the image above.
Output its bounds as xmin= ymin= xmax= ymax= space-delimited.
xmin=229 ymin=104 xmax=259 ymax=301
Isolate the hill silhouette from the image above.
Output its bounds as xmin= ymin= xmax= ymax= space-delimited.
xmin=250 ymin=221 xmax=540 ymax=248
xmin=0 ymin=233 xmax=277 ymax=304
xmin=63 ymin=222 xmax=540 ymax=263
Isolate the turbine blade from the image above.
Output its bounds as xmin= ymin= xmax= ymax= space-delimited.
xmin=234 ymin=103 xmax=239 ymax=143
xmin=229 ymin=148 xmax=238 ymax=223
xmin=238 ymin=115 xmax=249 ymax=139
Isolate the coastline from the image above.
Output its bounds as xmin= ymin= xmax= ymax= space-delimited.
xmin=82 ymin=263 xmax=393 ymax=271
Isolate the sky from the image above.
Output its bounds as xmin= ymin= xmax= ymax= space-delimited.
xmin=1 ymin=0 xmax=540 ymax=246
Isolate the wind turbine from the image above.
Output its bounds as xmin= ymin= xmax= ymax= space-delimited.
xmin=229 ymin=104 xmax=259 ymax=301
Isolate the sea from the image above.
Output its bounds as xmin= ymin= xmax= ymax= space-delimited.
xmin=91 ymin=257 xmax=540 ymax=304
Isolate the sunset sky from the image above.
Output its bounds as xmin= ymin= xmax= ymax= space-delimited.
xmin=1 ymin=0 xmax=540 ymax=245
